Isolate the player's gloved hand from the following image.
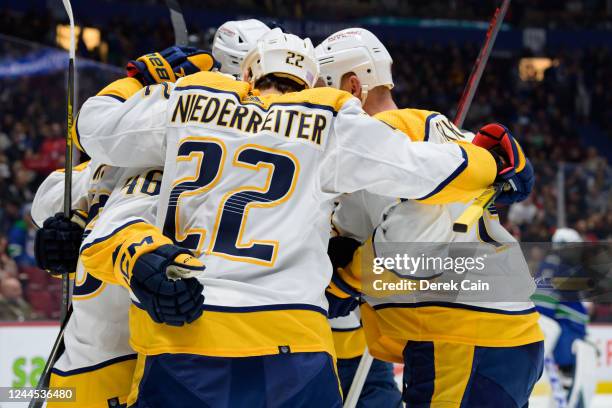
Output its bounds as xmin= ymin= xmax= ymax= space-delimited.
xmin=130 ymin=244 xmax=205 ymax=326
xmin=473 ymin=123 xmax=535 ymax=205
xmin=126 ymin=46 xmax=219 ymax=85
xmin=34 ymin=211 xmax=87 ymax=275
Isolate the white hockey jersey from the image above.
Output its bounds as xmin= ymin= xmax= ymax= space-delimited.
xmin=332 ymin=109 xmax=543 ymax=362
xmin=31 ymin=161 xmax=138 ymax=407
xmin=76 ymin=72 xmax=498 ymax=358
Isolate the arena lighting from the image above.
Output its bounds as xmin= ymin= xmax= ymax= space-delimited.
xmin=56 ymin=24 xmax=101 ymax=51
xmin=519 ymin=57 xmax=558 ymax=81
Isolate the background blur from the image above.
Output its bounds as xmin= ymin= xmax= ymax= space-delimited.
xmin=0 ymin=0 xmax=609 ymax=323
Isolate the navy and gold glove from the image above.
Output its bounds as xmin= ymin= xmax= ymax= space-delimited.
xmin=473 ymin=123 xmax=535 ymax=205
xmin=130 ymin=244 xmax=205 ymax=326
xmin=126 ymin=46 xmax=219 ymax=85
xmin=34 ymin=211 xmax=87 ymax=275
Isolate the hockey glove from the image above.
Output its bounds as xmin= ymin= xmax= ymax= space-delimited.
xmin=34 ymin=211 xmax=87 ymax=275
xmin=473 ymin=123 xmax=535 ymax=205
xmin=126 ymin=46 xmax=219 ymax=85
xmin=130 ymin=244 xmax=205 ymax=326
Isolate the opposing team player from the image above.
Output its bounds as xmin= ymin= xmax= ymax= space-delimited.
xmin=75 ymin=28 xmax=522 ymax=405
xmin=534 ymin=228 xmax=597 ymax=408
xmin=32 ymin=46 xmax=218 ymax=407
xmin=316 ymin=28 xmax=543 ymax=407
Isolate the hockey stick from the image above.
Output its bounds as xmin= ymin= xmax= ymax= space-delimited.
xmin=165 ymin=0 xmax=189 ymax=46
xmin=343 ymin=347 xmax=373 ymax=408
xmin=28 ymin=2 xmax=75 ymax=407
xmin=452 ymin=0 xmax=511 ymax=233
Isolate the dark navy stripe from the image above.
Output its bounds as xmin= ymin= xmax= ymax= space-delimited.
xmin=331 ymin=325 xmax=362 ymax=332
xmin=99 ymin=93 xmax=126 ymax=103
xmin=132 ymin=300 xmax=327 ymax=317
xmin=403 ymin=341 xmax=435 ymax=406
xmin=373 ymin=301 xmax=537 ymax=315
xmin=174 ymin=84 xmax=338 ymax=115
xmin=80 ymin=219 xmax=146 ymax=254
xmin=417 ymin=146 xmax=468 ymax=201
xmin=423 ymin=113 xmax=440 ymax=142
xmin=478 ymin=217 xmax=503 ymax=247
xmin=51 ymin=354 xmax=137 ymax=376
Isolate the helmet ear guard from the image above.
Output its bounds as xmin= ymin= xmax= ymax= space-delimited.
xmin=212 ymin=19 xmax=271 ymax=77
xmin=315 ymin=28 xmax=393 ymax=103
xmin=242 ymin=28 xmax=320 ymax=89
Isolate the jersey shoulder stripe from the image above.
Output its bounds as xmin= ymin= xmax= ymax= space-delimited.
xmin=97 ymin=77 xmax=143 ymax=101
xmin=177 ymin=71 xmax=251 ymax=97
xmin=374 ymin=108 xmax=439 ymax=142
xmin=176 ymin=72 xmax=353 ymax=115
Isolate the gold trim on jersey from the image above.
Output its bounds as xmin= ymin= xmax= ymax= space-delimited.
xmin=128 ymin=305 xmax=336 ymax=360
xmin=81 ymin=220 xmax=172 ymax=286
xmin=374 ymin=109 xmax=497 ymax=204
xmin=48 ymin=356 xmax=136 ymax=408
xmin=332 ymin=327 xmax=367 ymax=360
xmin=431 ymin=342 xmax=475 ymax=405
xmin=374 ymin=109 xmax=433 ymax=141
xmin=96 ymin=77 xmax=143 ymax=101
xmin=176 ymin=71 xmax=353 ymax=113
xmin=360 ymin=304 xmax=544 ymax=363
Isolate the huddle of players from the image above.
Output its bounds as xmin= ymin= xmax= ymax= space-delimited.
xmin=32 ymin=19 xmax=542 ymax=408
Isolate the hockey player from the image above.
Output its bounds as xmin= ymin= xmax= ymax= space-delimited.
xmin=33 ymin=162 xmax=138 ymax=408
xmin=316 ymin=28 xmax=543 ymax=407
xmin=32 ymin=46 xmax=218 ymax=407
xmin=317 ymin=29 xmax=402 ymax=407
xmin=533 ymin=228 xmax=597 ymax=408
xmin=75 ymin=28 xmax=525 ymax=405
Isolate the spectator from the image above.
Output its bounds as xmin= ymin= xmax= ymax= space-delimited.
xmin=7 ymin=203 xmax=37 ymax=267
xmin=0 ymin=236 xmax=18 ymax=280
xmin=0 ymin=276 xmax=32 ymax=321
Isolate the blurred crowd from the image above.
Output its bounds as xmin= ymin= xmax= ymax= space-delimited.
xmin=0 ymin=4 xmax=609 ymax=320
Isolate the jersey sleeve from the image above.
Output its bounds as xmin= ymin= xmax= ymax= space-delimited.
xmin=371 ymin=108 xmax=491 ymax=204
xmin=76 ymin=78 xmax=170 ymax=167
xmin=79 ymin=168 xmax=171 ymax=287
xmin=332 ymin=191 xmax=397 ymax=243
xmin=320 ymin=98 xmax=496 ymax=203
xmin=79 ymin=168 xmax=172 ymax=287
xmin=30 ymin=161 xmax=91 ymax=227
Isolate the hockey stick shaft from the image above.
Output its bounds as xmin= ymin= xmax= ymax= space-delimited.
xmin=452 ymin=0 xmax=511 ymax=233
xmin=29 ymin=3 xmax=75 ymax=406
xmin=165 ymin=0 xmax=188 ymax=46
xmin=453 ymin=0 xmax=510 ymax=128
xmin=343 ymin=347 xmax=374 ymax=408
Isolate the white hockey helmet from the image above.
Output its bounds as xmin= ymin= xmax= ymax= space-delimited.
xmin=552 ymin=228 xmax=583 ymax=243
xmin=242 ymin=28 xmax=319 ymax=89
xmin=315 ymin=28 xmax=393 ymax=102
xmin=212 ymin=19 xmax=271 ymax=76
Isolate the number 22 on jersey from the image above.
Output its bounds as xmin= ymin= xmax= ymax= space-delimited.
xmin=163 ymin=136 xmax=299 ymax=267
